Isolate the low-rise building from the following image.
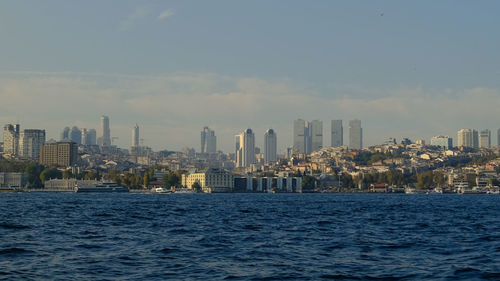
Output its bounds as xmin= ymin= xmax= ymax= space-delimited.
xmin=182 ymin=168 xmax=234 ymax=192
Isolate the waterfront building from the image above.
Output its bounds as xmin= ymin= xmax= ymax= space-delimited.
xmin=3 ymin=124 xmax=20 ymax=156
xmin=430 ymin=136 xmax=453 ymax=149
xmin=19 ymin=129 xmax=45 ymax=161
xmin=457 ymin=129 xmax=478 ymax=148
xmin=60 ymin=127 xmax=70 ymax=141
xmin=0 ymin=172 xmax=28 ymax=188
xmin=479 ymin=129 xmax=491 ymax=148
xmin=498 ymin=128 xmax=500 ymax=147
xmin=132 ymin=124 xmax=139 ymax=148
xmin=331 ymin=120 xmax=343 ymax=147
xmin=181 ymin=168 xmax=234 ymax=192
xmin=349 ymin=119 xmax=362 ymax=150
xmin=264 ymin=129 xmax=277 ymax=164
xmin=201 ymin=126 xmax=216 ymax=153
xmin=99 ymin=115 xmax=111 ymax=147
xmin=40 ymin=141 xmax=78 ymax=167
xmin=70 ymin=126 xmax=82 ymax=145
xmin=235 ymin=129 xmax=255 ymax=168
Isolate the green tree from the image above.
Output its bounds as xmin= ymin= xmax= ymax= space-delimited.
xmin=416 ymin=170 xmax=434 ymax=189
xmin=192 ymin=181 xmax=202 ymax=192
xmin=163 ymin=172 xmax=180 ymax=187
xmin=302 ymin=175 xmax=317 ymax=190
xmin=40 ymin=168 xmax=62 ymax=185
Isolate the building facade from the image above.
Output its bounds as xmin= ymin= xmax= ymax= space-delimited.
xmin=19 ymin=129 xmax=45 ymax=161
xmin=331 ymin=120 xmax=343 ymax=147
xmin=70 ymin=126 xmax=82 ymax=145
xmin=457 ymin=129 xmax=478 ymax=148
xmin=40 ymin=142 xmax=78 ymax=167
xmin=201 ymin=126 xmax=216 ymax=153
xmin=430 ymin=135 xmax=453 ymax=149
xmin=181 ymin=168 xmax=234 ymax=192
xmin=0 ymin=172 xmax=28 ymax=188
xmin=349 ymin=119 xmax=362 ymax=150
xmin=264 ymin=129 xmax=277 ymax=164
xmin=60 ymin=127 xmax=70 ymax=141
xmin=235 ymin=129 xmax=255 ymax=168
xmin=479 ymin=129 xmax=491 ymax=148
xmin=3 ymin=124 xmax=20 ymax=156
xmin=310 ymin=120 xmax=323 ymax=152
xmin=132 ymin=124 xmax=139 ymax=148
xmin=293 ymin=119 xmax=308 ymax=154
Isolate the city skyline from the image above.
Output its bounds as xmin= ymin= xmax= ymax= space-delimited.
xmin=1 ymin=2 xmax=500 ymax=152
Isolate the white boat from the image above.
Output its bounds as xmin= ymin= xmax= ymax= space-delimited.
xmin=154 ymin=187 xmax=171 ymax=193
xmin=172 ymin=187 xmax=196 ymax=194
xmin=76 ymin=182 xmax=129 ymax=193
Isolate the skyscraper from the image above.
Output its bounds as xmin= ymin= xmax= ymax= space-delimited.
xmin=19 ymin=129 xmax=45 ymax=161
xmin=293 ymin=119 xmax=307 ymax=154
xmin=309 ymin=120 xmax=323 ymax=152
xmin=87 ymin=129 xmax=97 ymax=145
xmin=201 ymin=126 xmax=216 ymax=153
xmin=264 ymin=129 xmax=277 ymax=164
xmin=60 ymin=127 xmax=70 ymax=141
xmin=349 ymin=119 xmax=362 ymax=150
xmin=132 ymin=124 xmax=139 ymax=148
xmin=70 ymin=126 xmax=82 ymax=145
xmin=331 ymin=120 xmax=343 ymax=147
xmin=3 ymin=124 xmax=20 ymax=156
xmin=235 ymin=129 xmax=255 ymax=168
xmin=99 ymin=115 xmax=111 ymax=147
xmin=498 ymin=128 xmax=500 ymax=147
xmin=479 ymin=129 xmax=491 ymax=148
xmin=457 ymin=129 xmax=474 ymax=148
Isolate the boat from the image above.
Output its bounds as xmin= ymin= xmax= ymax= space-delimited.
xmin=154 ymin=187 xmax=171 ymax=193
xmin=75 ymin=182 xmax=129 ymax=193
xmin=0 ymin=186 xmax=21 ymax=193
xmin=172 ymin=187 xmax=196 ymax=194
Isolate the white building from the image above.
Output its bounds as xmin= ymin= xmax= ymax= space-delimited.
xmin=201 ymin=126 xmax=216 ymax=153
xmin=457 ymin=129 xmax=478 ymax=148
xmin=264 ymin=129 xmax=277 ymax=164
xmin=235 ymin=129 xmax=255 ymax=168
xmin=349 ymin=119 xmax=362 ymax=150
xmin=181 ymin=168 xmax=234 ymax=192
xmin=19 ymin=129 xmax=45 ymax=161
xmin=331 ymin=120 xmax=343 ymax=147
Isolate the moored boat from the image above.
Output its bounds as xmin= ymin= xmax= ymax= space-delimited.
xmin=76 ymin=182 xmax=129 ymax=193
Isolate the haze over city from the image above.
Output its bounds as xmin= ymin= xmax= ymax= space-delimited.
xmin=1 ymin=1 xmax=500 ymax=152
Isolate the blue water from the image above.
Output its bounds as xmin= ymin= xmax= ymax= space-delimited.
xmin=1 ymin=193 xmax=500 ymax=280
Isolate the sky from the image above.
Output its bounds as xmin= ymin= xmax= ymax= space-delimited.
xmin=1 ymin=0 xmax=500 ymax=153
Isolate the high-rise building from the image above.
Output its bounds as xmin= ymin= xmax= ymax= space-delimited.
xmin=293 ymin=119 xmax=323 ymax=154
xmin=479 ymin=129 xmax=491 ymax=148
xmin=264 ymin=129 xmax=277 ymax=164
xmin=40 ymin=141 xmax=78 ymax=167
xmin=70 ymin=126 xmax=82 ymax=145
xmin=201 ymin=126 xmax=216 ymax=153
xmin=60 ymin=127 xmax=70 ymax=141
xmin=132 ymin=124 xmax=139 ymax=148
xmin=293 ymin=119 xmax=308 ymax=154
xmin=309 ymin=120 xmax=323 ymax=152
xmin=235 ymin=129 xmax=255 ymax=168
xmin=81 ymin=128 xmax=97 ymax=146
xmin=3 ymin=124 xmax=20 ymax=156
xmin=331 ymin=120 xmax=343 ymax=147
xmin=349 ymin=119 xmax=362 ymax=150
xmin=457 ymin=129 xmax=477 ymax=148
xmin=430 ymin=135 xmax=453 ymax=149
xmin=19 ymin=129 xmax=45 ymax=161
xmin=99 ymin=115 xmax=111 ymax=147
xmin=498 ymin=128 xmax=500 ymax=147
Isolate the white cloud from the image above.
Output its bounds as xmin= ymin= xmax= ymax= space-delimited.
xmin=1 ymin=71 xmax=499 ymax=152
xmin=158 ymin=9 xmax=174 ymax=20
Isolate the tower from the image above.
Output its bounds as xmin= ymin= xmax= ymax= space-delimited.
xmin=201 ymin=126 xmax=216 ymax=153
xmin=264 ymin=129 xmax=277 ymax=164
xmin=349 ymin=119 xmax=362 ymax=150
xmin=331 ymin=120 xmax=343 ymax=147
xmin=235 ymin=129 xmax=255 ymax=168
xmin=99 ymin=115 xmax=111 ymax=147
xmin=3 ymin=124 xmax=20 ymax=156
xmin=132 ymin=124 xmax=139 ymax=148
xmin=309 ymin=120 xmax=323 ymax=152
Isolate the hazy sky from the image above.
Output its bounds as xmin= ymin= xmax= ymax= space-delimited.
xmin=1 ymin=1 xmax=499 ymax=153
